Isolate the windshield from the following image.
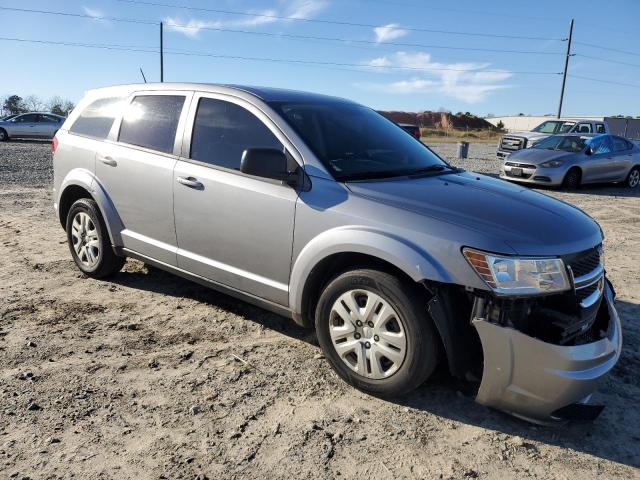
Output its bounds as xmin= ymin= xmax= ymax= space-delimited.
xmin=532 ymin=120 xmax=576 ymax=134
xmin=532 ymin=135 xmax=588 ymax=152
xmin=270 ymin=101 xmax=450 ymax=181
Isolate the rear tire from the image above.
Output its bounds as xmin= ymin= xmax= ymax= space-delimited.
xmin=563 ymin=168 xmax=581 ymax=189
xmin=315 ymin=269 xmax=440 ymax=398
xmin=66 ymin=198 xmax=125 ymax=278
xmin=626 ymin=167 xmax=640 ymax=188
xmin=0 ymin=128 xmax=8 ymax=141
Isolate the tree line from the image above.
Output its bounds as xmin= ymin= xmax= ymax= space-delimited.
xmin=2 ymin=94 xmax=75 ymax=117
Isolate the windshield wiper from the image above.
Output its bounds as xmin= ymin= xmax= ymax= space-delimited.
xmin=336 ymin=170 xmax=409 ymax=181
xmin=407 ymin=164 xmax=461 ymax=177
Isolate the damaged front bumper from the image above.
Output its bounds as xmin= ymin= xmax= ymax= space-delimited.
xmin=472 ymin=281 xmax=621 ymax=423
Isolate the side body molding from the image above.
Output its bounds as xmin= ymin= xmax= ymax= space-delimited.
xmin=288 ymin=226 xmax=452 ymax=316
xmin=58 ymin=168 xmax=125 ymax=246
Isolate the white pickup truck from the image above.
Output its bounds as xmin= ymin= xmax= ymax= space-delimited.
xmin=496 ymin=119 xmax=607 ymax=158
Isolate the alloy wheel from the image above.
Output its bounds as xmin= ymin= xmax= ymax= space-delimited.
xmin=329 ymin=289 xmax=407 ymax=379
xmin=629 ymin=169 xmax=640 ymax=188
xmin=71 ymin=212 xmax=100 ymax=268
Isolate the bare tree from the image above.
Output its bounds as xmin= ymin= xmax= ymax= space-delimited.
xmin=24 ymin=95 xmax=44 ymax=112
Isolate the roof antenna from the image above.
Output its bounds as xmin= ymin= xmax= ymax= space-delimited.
xmin=139 ymin=67 xmax=147 ymax=83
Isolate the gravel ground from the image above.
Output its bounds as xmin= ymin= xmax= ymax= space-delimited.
xmin=1 ymin=141 xmax=639 ymax=479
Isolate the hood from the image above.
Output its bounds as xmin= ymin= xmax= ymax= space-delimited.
xmin=505 ymin=131 xmax=549 ymax=142
xmin=346 ymin=172 xmax=601 ymax=256
xmin=506 ymin=148 xmax=574 ymax=165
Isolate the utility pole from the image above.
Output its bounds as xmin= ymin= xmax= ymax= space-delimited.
xmin=557 ymin=18 xmax=574 ymax=119
xmin=160 ymin=21 xmax=164 ymax=82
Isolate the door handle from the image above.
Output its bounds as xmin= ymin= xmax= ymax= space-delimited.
xmin=98 ymin=156 xmax=117 ymax=167
xmin=176 ymin=176 xmax=204 ymax=189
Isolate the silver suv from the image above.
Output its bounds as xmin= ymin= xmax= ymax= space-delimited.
xmin=53 ymin=83 xmax=621 ymax=423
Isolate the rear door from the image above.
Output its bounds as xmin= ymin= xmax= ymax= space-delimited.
xmin=172 ymin=93 xmax=299 ymax=305
xmin=37 ymin=114 xmax=63 ymax=137
xmin=610 ymin=136 xmax=635 ymax=181
xmin=94 ymin=91 xmax=192 ymax=266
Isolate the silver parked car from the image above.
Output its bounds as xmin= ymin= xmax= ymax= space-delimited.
xmin=53 ymin=83 xmax=621 ymax=423
xmin=500 ymin=133 xmax=640 ymax=188
xmin=0 ymin=112 xmax=65 ymax=141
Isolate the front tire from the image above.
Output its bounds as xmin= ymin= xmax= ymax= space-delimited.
xmin=0 ymin=128 xmax=8 ymax=141
xmin=66 ymin=198 xmax=125 ymax=278
xmin=626 ymin=167 xmax=640 ymax=188
xmin=315 ymin=269 xmax=440 ymax=398
xmin=563 ymin=168 xmax=581 ymax=189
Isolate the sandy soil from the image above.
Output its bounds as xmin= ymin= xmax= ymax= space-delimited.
xmin=1 ymin=142 xmax=639 ymax=479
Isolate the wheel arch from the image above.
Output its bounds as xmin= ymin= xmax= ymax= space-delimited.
xmin=289 ymin=227 xmax=453 ymax=328
xmin=57 ymin=169 xmax=124 ymax=245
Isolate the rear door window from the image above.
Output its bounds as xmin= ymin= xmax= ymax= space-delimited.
xmin=190 ymin=97 xmax=282 ymax=170
xmin=576 ymin=123 xmax=592 ymax=133
xmin=596 ymin=123 xmax=606 ymax=134
xmin=119 ymin=95 xmax=185 ymax=154
xmin=70 ymin=97 xmax=124 ymax=139
xmin=612 ymin=136 xmax=631 ymax=152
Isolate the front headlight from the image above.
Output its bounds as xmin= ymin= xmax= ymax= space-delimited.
xmin=540 ymin=159 xmax=564 ymax=168
xmin=463 ymin=248 xmax=570 ymax=296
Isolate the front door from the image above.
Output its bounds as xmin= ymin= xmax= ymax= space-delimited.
xmin=11 ymin=113 xmax=39 ymax=136
xmin=173 ymin=95 xmax=299 ymax=305
xmin=94 ymin=92 xmax=191 ymax=265
xmin=581 ymin=135 xmax=615 ymax=183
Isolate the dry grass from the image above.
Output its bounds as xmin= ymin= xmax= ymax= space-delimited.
xmin=420 ymin=128 xmax=502 ymax=144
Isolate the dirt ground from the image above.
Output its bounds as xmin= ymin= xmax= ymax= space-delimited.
xmin=1 ymin=141 xmax=639 ymax=479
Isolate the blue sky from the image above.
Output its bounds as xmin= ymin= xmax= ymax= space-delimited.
xmin=2 ymin=0 xmax=639 ymax=116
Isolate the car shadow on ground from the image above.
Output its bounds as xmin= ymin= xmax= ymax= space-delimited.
xmin=5 ymin=138 xmax=51 ymax=144
xmin=108 ymin=263 xmax=314 ymax=345
xmin=107 ymin=264 xmax=640 ymax=468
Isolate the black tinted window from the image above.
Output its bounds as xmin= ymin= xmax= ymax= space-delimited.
xmin=16 ymin=114 xmax=38 ymax=123
xmin=190 ymin=98 xmax=281 ymax=169
xmin=70 ymin=97 xmax=124 ymax=139
xmin=40 ymin=114 xmax=61 ymax=123
xmin=272 ymin=101 xmax=447 ymax=181
xmin=119 ymin=95 xmax=185 ymax=154
xmin=612 ymin=136 xmax=631 ymax=152
xmin=596 ymin=124 xmax=606 ymax=134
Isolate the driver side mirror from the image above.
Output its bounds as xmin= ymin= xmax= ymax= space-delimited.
xmin=584 ymin=146 xmax=593 ymax=156
xmin=240 ymin=148 xmax=301 ymax=187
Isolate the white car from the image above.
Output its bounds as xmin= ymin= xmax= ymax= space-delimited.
xmin=0 ymin=112 xmax=65 ymax=141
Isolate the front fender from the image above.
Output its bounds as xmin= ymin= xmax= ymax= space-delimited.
xmin=289 ymin=226 xmax=452 ymax=315
xmin=58 ymin=168 xmax=125 ymax=246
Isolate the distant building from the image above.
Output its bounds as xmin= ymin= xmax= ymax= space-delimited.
xmin=484 ymin=115 xmax=604 ymax=132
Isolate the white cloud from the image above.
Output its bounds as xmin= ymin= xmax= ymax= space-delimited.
xmin=286 ymin=0 xmax=329 ymax=19
xmin=164 ymin=16 xmax=223 ymax=38
xmin=374 ymin=23 xmax=409 ymax=43
xmin=165 ymin=0 xmax=329 ymax=38
xmin=359 ymin=51 xmax=512 ymax=103
xmin=82 ymin=6 xmax=110 ymax=24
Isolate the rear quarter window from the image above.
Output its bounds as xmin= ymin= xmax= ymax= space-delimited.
xmin=118 ymin=95 xmax=185 ymax=154
xmin=70 ymin=97 xmax=124 ymax=139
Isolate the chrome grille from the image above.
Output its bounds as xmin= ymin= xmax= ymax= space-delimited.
xmin=500 ymin=136 xmax=526 ymax=151
xmin=505 ymin=161 xmax=536 ymax=169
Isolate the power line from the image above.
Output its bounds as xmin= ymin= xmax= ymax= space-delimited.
xmin=0 ymin=36 xmax=562 ymax=75
xmin=113 ymin=0 xmax=563 ymax=41
xmin=575 ymin=54 xmax=640 ymax=69
xmin=568 ymin=74 xmax=640 ymax=89
xmin=1 ymin=5 xmax=566 ymax=54
xmin=573 ymin=41 xmax=640 ymax=58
